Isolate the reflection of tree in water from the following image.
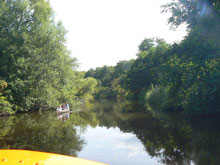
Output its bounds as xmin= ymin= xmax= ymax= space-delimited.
xmin=144 ymin=112 xmax=220 ymax=165
xmin=3 ymin=100 xmax=219 ymax=164
xmin=0 ymin=110 xmax=99 ymax=156
xmin=91 ymin=100 xmax=220 ymax=165
xmin=57 ymin=113 xmax=70 ymax=121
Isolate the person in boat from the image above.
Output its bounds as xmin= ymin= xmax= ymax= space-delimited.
xmin=62 ymin=103 xmax=66 ymax=110
xmin=57 ymin=105 xmax=62 ymax=112
xmin=65 ymin=102 xmax=69 ymax=110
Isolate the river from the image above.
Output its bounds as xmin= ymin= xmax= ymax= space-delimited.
xmin=0 ymin=100 xmax=220 ymax=165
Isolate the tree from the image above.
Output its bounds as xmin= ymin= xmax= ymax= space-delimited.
xmin=162 ymin=0 xmax=220 ymax=30
xmin=126 ymin=38 xmax=171 ymax=99
xmin=0 ymin=80 xmax=13 ymax=115
xmin=158 ymin=0 xmax=220 ymax=114
xmin=0 ymin=0 xmax=96 ymax=114
xmin=113 ymin=60 xmax=132 ymax=78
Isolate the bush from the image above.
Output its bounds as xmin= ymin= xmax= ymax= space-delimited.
xmin=0 ymin=95 xmax=14 ymax=116
xmin=145 ymin=87 xmax=172 ymax=112
xmin=94 ymin=87 xmax=116 ymax=99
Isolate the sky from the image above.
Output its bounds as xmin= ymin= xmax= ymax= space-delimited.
xmin=50 ymin=0 xmax=187 ymax=71
xmin=77 ymin=126 xmax=161 ymax=165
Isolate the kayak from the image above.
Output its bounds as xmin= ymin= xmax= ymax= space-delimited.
xmin=57 ymin=109 xmax=70 ymax=114
xmin=0 ymin=149 xmax=107 ymax=165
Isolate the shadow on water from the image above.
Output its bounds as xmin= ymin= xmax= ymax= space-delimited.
xmin=86 ymin=100 xmax=220 ymax=165
xmin=149 ymin=111 xmax=220 ymax=165
xmin=0 ymin=110 xmax=99 ymax=156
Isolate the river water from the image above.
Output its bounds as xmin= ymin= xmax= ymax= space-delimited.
xmin=0 ymin=100 xmax=220 ymax=165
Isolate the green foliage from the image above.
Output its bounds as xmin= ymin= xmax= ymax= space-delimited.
xmin=123 ymin=0 xmax=220 ymax=115
xmin=111 ymin=74 xmax=128 ymax=99
xmin=145 ymin=86 xmax=173 ymax=112
xmin=85 ymin=66 xmax=114 ymax=87
xmin=0 ymin=80 xmax=7 ymax=92
xmin=0 ymin=80 xmax=14 ymax=115
xmin=85 ymin=0 xmax=219 ymax=115
xmin=162 ymin=0 xmax=220 ymax=30
xmin=76 ymin=77 xmax=98 ymax=101
xmin=94 ymin=87 xmax=116 ymax=99
xmin=88 ymin=29 xmax=219 ymax=115
xmin=126 ymin=38 xmax=171 ymax=99
xmin=0 ymin=96 xmax=14 ymax=115
xmin=85 ymin=61 xmax=133 ymax=99
xmin=157 ymin=30 xmax=220 ymax=114
xmin=0 ymin=0 xmax=98 ymax=114
xmin=113 ymin=60 xmax=132 ymax=78
xmin=131 ymin=31 xmax=220 ymax=114
xmin=85 ymin=66 xmax=116 ymax=99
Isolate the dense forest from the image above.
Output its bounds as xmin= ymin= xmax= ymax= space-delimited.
xmin=85 ymin=0 xmax=220 ymax=115
xmin=0 ymin=0 xmax=219 ymax=116
xmin=0 ymin=0 xmax=97 ymax=115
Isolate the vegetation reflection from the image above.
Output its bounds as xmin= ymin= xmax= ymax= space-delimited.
xmin=88 ymin=100 xmax=220 ymax=165
xmin=0 ymin=110 xmax=98 ymax=156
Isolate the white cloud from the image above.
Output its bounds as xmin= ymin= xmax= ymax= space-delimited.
xmin=113 ymin=140 xmax=146 ymax=158
xmin=81 ymin=126 xmax=146 ymax=158
xmin=78 ymin=126 xmax=160 ymax=164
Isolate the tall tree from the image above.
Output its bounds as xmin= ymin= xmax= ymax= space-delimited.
xmin=0 ymin=0 xmax=97 ymax=114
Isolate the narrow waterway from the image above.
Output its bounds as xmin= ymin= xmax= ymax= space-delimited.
xmin=0 ymin=100 xmax=220 ymax=165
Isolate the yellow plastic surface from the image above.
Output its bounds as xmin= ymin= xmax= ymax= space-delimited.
xmin=0 ymin=149 xmax=108 ymax=165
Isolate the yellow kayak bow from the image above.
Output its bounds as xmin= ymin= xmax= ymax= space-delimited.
xmin=0 ymin=150 xmax=108 ymax=165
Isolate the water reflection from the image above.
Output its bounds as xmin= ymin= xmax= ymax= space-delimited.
xmin=57 ymin=112 xmax=70 ymax=121
xmin=0 ymin=110 xmax=99 ymax=156
xmin=0 ymin=100 xmax=220 ymax=165
xmin=78 ymin=126 xmax=160 ymax=165
xmin=84 ymin=100 xmax=220 ymax=165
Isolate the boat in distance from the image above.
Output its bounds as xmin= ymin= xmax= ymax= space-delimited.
xmin=57 ymin=108 xmax=70 ymax=114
